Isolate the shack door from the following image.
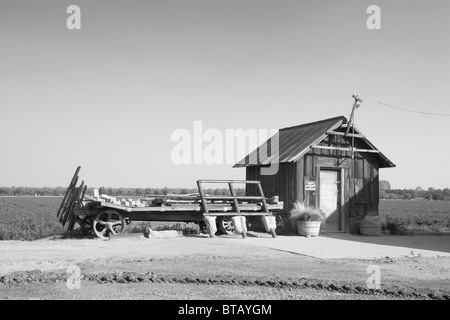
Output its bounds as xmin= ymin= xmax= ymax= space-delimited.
xmin=319 ymin=170 xmax=341 ymax=232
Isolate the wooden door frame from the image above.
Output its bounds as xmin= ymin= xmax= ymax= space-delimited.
xmin=315 ymin=165 xmax=345 ymax=232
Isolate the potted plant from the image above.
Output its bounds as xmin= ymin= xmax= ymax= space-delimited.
xmin=359 ymin=214 xmax=387 ymax=236
xmin=289 ymin=202 xmax=326 ymax=237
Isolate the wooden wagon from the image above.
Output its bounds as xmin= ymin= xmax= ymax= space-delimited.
xmin=57 ymin=167 xmax=283 ymax=240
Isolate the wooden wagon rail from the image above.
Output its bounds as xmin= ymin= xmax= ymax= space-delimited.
xmin=57 ymin=167 xmax=282 ymax=240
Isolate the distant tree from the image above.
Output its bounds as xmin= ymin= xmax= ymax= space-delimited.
xmin=179 ymin=188 xmax=190 ymax=194
xmin=443 ymin=188 xmax=450 ymax=200
xmin=432 ymin=189 xmax=444 ymax=201
xmin=379 ymin=180 xmax=391 ymax=191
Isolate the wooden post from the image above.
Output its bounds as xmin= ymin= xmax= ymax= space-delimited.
xmin=240 ymin=216 xmax=247 ymax=238
xmin=256 ymin=182 xmax=270 ymax=214
xmin=228 ymin=183 xmax=241 ymax=215
xmin=59 ymin=178 xmax=78 ymax=224
xmin=261 ymin=216 xmax=277 ymax=238
xmin=65 ymin=181 xmax=84 ymax=229
xmin=228 ymin=183 xmax=247 ymax=239
xmin=197 ymin=181 xmax=209 ymax=215
xmin=203 ymin=216 xmax=217 ymax=238
xmin=231 ymin=216 xmax=247 ymax=238
xmin=345 ymin=102 xmax=357 ymax=136
xmin=67 ymin=181 xmax=85 ymax=231
xmin=345 ymin=94 xmax=363 ymax=136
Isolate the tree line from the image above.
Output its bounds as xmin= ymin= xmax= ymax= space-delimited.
xmin=0 ymin=186 xmax=245 ymax=197
xmin=1 ymin=181 xmax=449 ymax=200
xmin=379 ymin=181 xmax=450 ymax=201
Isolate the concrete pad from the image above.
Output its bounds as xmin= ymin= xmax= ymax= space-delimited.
xmin=109 ymin=233 xmax=145 ymax=240
xmin=145 ymin=230 xmax=182 ymax=239
xmin=240 ymin=233 xmax=450 ymax=259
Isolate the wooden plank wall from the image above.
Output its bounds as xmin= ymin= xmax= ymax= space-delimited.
xmin=276 ymin=162 xmax=297 ymax=212
xmin=246 ymin=163 xmax=297 ymax=213
xmin=303 ymin=134 xmax=380 ymax=232
xmin=245 ymin=166 xmax=260 ymax=196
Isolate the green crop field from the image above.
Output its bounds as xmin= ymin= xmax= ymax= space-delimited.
xmin=379 ymin=199 xmax=450 ymax=233
xmin=0 ymin=197 xmax=64 ymax=241
xmin=0 ymin=197 xmax=449 ymax=241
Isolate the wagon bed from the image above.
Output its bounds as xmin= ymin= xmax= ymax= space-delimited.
xmin=57 ymin=167 xmax=283 ymax=240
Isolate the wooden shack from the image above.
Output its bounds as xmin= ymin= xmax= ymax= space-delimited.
xmin=234 ymin=116 xmax=395 ymax=233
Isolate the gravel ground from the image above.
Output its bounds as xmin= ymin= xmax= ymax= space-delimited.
xmin=0 ymin=235 xmax=449 ymax=300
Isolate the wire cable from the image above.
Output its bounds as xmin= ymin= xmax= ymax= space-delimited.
xmin=367 ymin=99 xmax=450 ymax=116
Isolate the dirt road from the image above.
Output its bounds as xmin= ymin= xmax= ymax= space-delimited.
xmin=0 ymin=233 xmax=449 ymax=300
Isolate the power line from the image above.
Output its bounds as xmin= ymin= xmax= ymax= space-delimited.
xmin=367 ymin=99 xmax=450 ymax=116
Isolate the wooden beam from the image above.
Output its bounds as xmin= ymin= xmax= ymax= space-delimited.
xmin=312 ymin=146 xmax=380 ymax=153
xmin=203 ymin=212 xmax=273 ymax=216
xmin=197 ymin=179 xmax=261 ymax=184
xmin=201 ymin=195 xmax=265 ymax=200
xmin=327 ymin=131 xmax=366 ymax=139
xmin=56 ymin=166 xmax=80 ymax=218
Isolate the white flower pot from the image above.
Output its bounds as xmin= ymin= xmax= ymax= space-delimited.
xmin=296 ymin=220 xmax=321 ymax=237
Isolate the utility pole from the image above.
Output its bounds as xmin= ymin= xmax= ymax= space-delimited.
xmin=345 ymin=94 xmax=364 ymax=136
xmin=346 ymin=94 xmax=363 ymax=220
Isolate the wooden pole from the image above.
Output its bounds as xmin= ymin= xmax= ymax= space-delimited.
xmin=345 ymin=94 xmax=363 ymax=136
xmin=345 ymin=101 xmax=359 ymax=136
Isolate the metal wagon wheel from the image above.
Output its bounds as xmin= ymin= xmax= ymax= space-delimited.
xmin=218 ymin=216 xmax=235 ymax=235
xmin=92 ymin=210 xmax=125 ymax=240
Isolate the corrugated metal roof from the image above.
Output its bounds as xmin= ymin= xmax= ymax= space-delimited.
xmin=233 ymin=115 xmax=395 ymax=168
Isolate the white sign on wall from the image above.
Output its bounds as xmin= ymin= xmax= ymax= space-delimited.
xmin=305 ymin=181 xmax=316 ymax=191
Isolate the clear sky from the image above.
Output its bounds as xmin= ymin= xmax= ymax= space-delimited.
xmin=0 ymin=0 xmax=449 ymax=189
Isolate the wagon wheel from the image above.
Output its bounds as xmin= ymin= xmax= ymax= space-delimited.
xmin=218 ymin=216 xmax=235 ymax=235
xmin=80 ymin=216 xmax=94 ymax=236
xmin=93 ymin=210 xmax=125 ymax=240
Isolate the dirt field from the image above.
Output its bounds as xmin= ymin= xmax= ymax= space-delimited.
xmin=0 ymin=233 xmax=449 ymax=300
